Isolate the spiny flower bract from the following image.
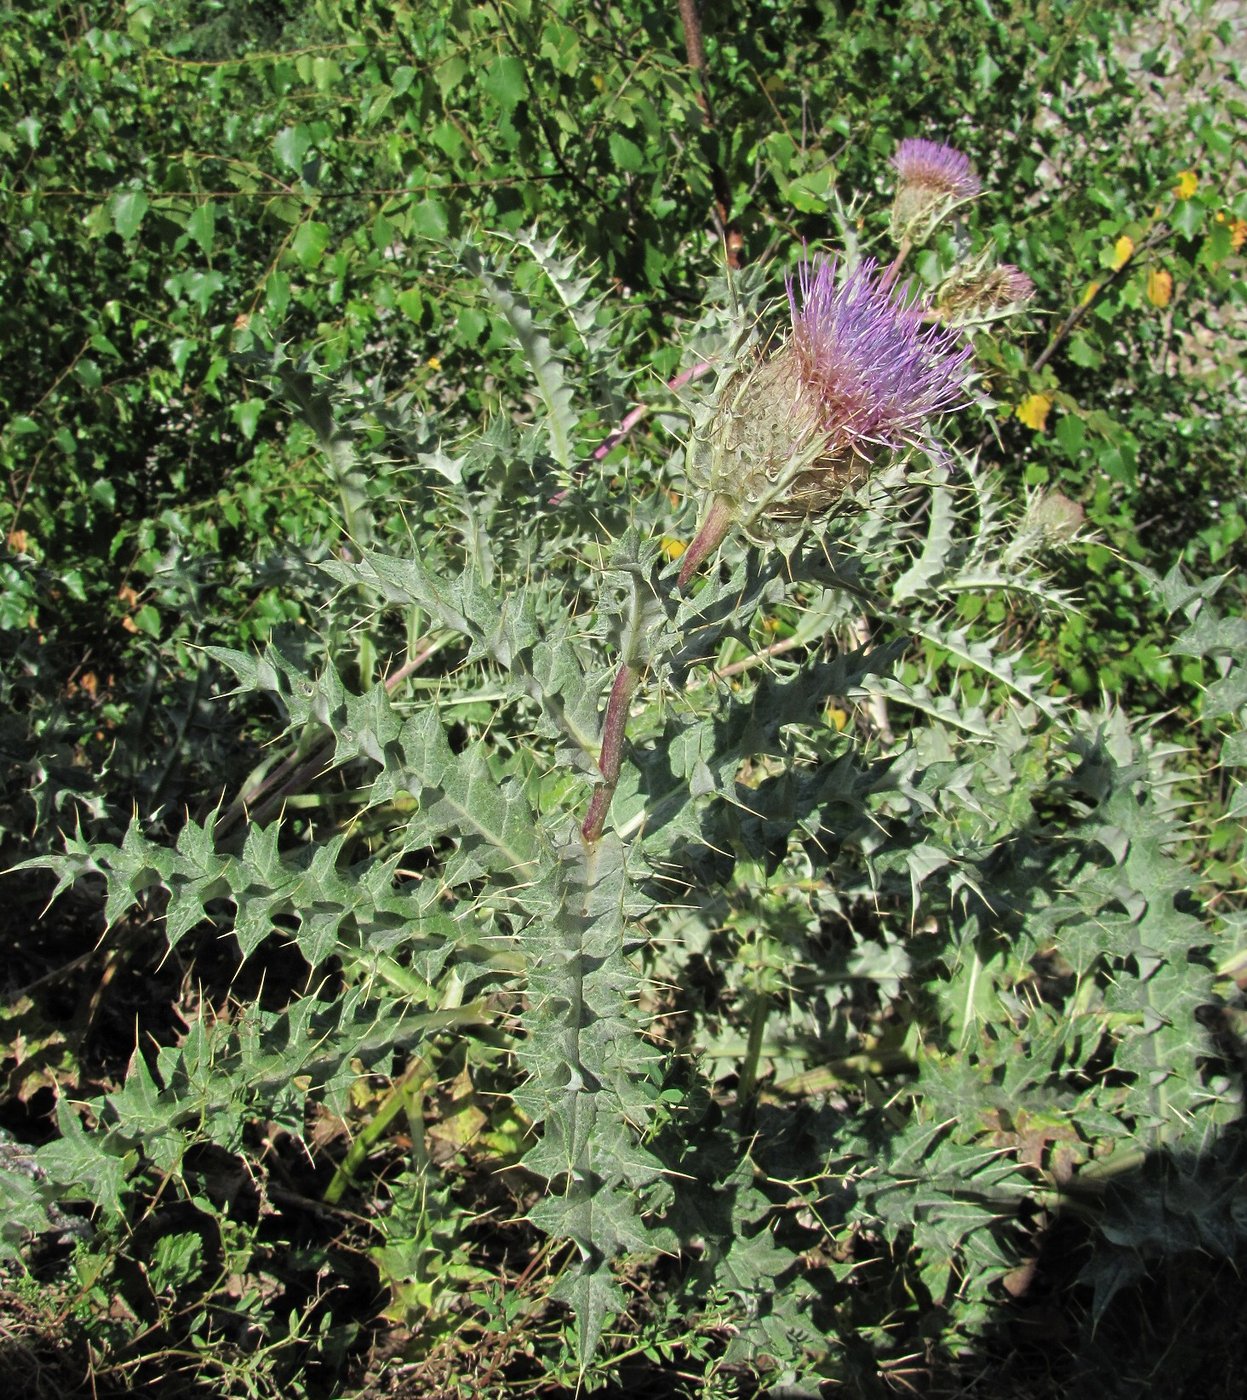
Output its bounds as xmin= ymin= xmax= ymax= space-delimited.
xmin=937 ymin=258 xmax=1035 ymax=324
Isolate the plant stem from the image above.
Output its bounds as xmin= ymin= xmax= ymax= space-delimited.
xmin=736 ymin=986 xmax=770 ymax=1110
xmin=879 ymin=235 xmax=912 ymax=291
xmin=323 ymin=1053 xmax=436 ymax=1204
xmin=581 ymin=660 xmax=641 ymax=843
xmin=676 ymin=493 xmax=735 ymax=590
xmin=548 ymin=360 xmax=714 ymax=507
xmin=675 ymin=0 xmax=742 ymax=265
xmin=214 ymin=634 xmax=447 ymax=839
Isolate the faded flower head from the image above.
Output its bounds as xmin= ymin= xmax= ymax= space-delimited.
xmin=937 ymin=255 xmax=1035 ymax=325
xmin=679 ymin=255 xmax=971 ymax=584
xmin=1024 ymin=488 xmax=1085 ymax=545
xmin=1000 ymin=487 xmax=1086 ymax=573
xmin=890 ymin=137 xmax=981 ymax=243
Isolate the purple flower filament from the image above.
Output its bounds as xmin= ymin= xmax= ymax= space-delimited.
xmin=678 ymin=252 xmax=973 ymax=586
xmin=891 ymin=138 xmax=981 ymax=200
xmin=787 ymin=255 xmax=972 ymax=469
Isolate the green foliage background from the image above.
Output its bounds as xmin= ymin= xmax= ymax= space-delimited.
xmin=1 ymin=1 xmax=1244 ymax=1396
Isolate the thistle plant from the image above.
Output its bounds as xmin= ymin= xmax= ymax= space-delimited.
xmin=11 ymin=124 xmax=1242 ymax=1399
xmin=584 ymin=255 xmax=971 ymax=841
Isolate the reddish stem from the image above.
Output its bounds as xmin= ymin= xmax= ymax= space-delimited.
xmin=878 ymin=236 xmax=912 ymax=293
xmin=581 ymin=784 xmax=615 ymax=846
xmin=548 ymin=361 xmax=714 ymax=507
xmin=676 ymin=494 xmax=735 ymax=591
xmin=581 ymin=661 xmax=641 ymax=843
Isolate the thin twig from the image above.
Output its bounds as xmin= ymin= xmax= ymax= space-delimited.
xmin=713 ymin=633 xmax=805 ymax=679
xmin=675 ymin=0 xmax=742 ymax=267
xmin=1031 ymin=223 xmax=1170 ymax=374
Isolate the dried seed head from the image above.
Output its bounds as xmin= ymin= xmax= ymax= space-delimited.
xmin=889 ymin=137 xmax=981 ymax=244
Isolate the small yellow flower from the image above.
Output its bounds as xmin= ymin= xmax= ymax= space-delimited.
xmin=660 ymin=536 xmax=686 ymax=561
xmin=1111 ymin=235 xmax=1134 ymax=270
xmin=1174 ymin=170 xmax=1198 ymax=200
xmin=1016 ymin=393 xmax=1053 ymax=432
xmin=825 ymin=702 xmax=849 ymax=732
xmin=1231 ymin=219 xmax=1247 ymax=253
xmin=427 ymin=356 xmax=442 ymax=371
xmin=1147 ymin=266 xmax=1173 ymax=308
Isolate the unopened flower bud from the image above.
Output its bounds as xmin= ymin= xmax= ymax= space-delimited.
xmin=889 ymin=138 xmax=981 ymax=245
xmin=1024 ymin=489 xmax=1084 ymax=545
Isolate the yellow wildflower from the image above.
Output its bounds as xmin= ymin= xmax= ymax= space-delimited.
xmin=427 ymin=356 xmax=442 ymax=371
xmin=1016 ymin=393 xmax=1053 ymax=432
xmin=1174 ymin=170 xmax=1198 ymax=200
xmin=660 ymin=536 xmax=686 ymax=561
xmin=1147 ymin=267 xmax=1173 ymax=308
xmin=1112 ymin=235 xmax=1134 ymax=270
xmin=1232 ymin=219 xmax=1247 ymax=252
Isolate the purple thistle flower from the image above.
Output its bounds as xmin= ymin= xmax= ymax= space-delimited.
xmin=891 ymin=138 xmax=981 ymax=200
xmin=678 ymin=254 xmax=971 ymax=587
xmin=786 ymin=255 xmax=972 ymax=469
xmin=889 ymin=138 xmax=981 ymax=243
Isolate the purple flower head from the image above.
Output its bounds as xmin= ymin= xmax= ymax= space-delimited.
xmin=786 ymin=255 xmax=972 ymax=468
xmin=891 ymin=138 xmax=981 ymax=200
xmin=684 ymin=253 xmax=971 ymax=558
xmin=890 ymin=138 xmax=981 ymax=243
